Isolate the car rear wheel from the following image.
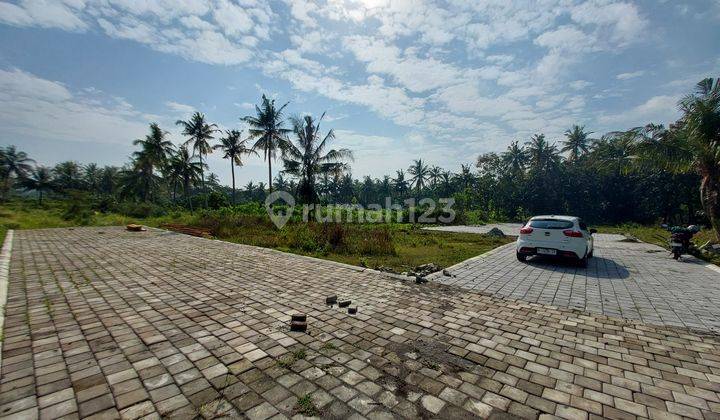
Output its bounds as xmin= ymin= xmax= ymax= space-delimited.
xmin=516 ymin=252 xmax=527 ymax=262
xmin=578 ymin=248 xmax=588 ymax=267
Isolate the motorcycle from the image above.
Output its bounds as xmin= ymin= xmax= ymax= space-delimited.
xmin=662 ymin=224 xmax=700 ymax=260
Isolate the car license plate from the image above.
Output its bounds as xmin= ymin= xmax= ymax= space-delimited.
xmin=537 ymin=248 xmax=557 ymax=255
xmin=670 ymin=242 xmax=682 ymax=247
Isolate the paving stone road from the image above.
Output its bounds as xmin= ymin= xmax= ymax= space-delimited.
xmin=427 ymin=224 xmax=720 ymax=333
xmin=2 ymin=227 xmax=720 ymax=420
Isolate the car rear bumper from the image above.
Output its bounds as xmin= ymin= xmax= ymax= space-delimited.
xmin=517 ymin=246 xmax=582 ymax=259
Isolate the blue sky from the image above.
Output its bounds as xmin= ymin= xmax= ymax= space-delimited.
xmin=1 ymin=0 xmax=719 ymax=186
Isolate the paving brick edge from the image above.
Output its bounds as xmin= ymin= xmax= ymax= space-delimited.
xmin=0 ymin=229 xmax=14 ymax=369
xmin=425 ymin=242 xmax=515 ymax=281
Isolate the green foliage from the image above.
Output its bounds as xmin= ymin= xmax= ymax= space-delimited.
xmin=277 ymin=347 xmax=307 ymax=368
xmin=294 ymin=394 xmax=319 ymax=417
xmin=206 ymin=191 xmax=229 ymax=209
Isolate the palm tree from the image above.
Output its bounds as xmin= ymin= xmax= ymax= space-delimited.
xmin=501 ymin=141 xmax=529 ymax=174
xmin=274 ymin=173 xmax=289 ymax=192
xmin=168 ymin=145 xmax=204 ymax=210
xmin=439 ymin=171 xmax=453 ymax=197
xmin=244 ymin=181 xmax=256 ymax=202
xmin=133 ymin=123 xmax=174 ymax=172
xmin=407 ymin=159 xmax=430 ymax=193
xmin=176 ymin=112 xmax=218 ymax=207
xmin=428 ymin=166 xmax=443 ymax=188
xmin=636 ymin=78 xmax=720 ymax=239
xmin=393 ymin=170 xmax=409 ymax=198
xmin=526 ymin=134 xmax=560 ymax=173
xmin=1 ymin=145 xmax=35 ymax=178
xmin=562 ymin=125 xmax=593 ymax=162
xmin=454 ymin=164 xmax=476 ymax=191
xmin=84 ymin=163 xmax=101 ymax=193
xmin=52 ymin=161 xmax=83 ymax=192
xmin=282 ymin=114 xmax=353 ymax=204
xmin=242 ymin=95 xmax=292 ymax=193
xmin=1 ymin=145 xmax=35 ymax=199
xmin=98 ymin=166 xmax=119 ymax=195
xmin=20 ymin=166 xmax=53 ymax=204
xmin=207 ymin=173 xmax=220 ymax=190
xmin=592 ymin=131 xmax=636 ymax=174
xmin=214 ymin=130 xmax=256 ymax=204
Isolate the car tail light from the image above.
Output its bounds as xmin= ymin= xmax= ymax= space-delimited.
xmin=563 ymin=230 xmax=583 ymax=237
xmin=520 ymin=227 xmax=533 ymax=234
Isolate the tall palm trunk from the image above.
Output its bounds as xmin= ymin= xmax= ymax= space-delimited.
xmin=38 ymin=190 xmax=43 ymax=205
xmin=199 ymin=151 xmax=207 ymax=209
xmin=184 ymin=177 xmax=193 ymax=212
xmin=230 ymin=160 xmax=236 ymax=204
xmin=268 ymin=154 xmax=273 ymax=194
xmin=700 ymin=167 xmax=720 ymax=241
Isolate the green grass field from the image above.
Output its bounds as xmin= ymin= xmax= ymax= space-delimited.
xmin=4 ymin=200 xmax=718 ymax=270
xmin=0 ymin=200 xmax=511 ymax=273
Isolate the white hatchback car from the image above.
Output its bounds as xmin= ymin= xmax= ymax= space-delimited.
xmin=516 ymin=215 xmax=596 ymax=267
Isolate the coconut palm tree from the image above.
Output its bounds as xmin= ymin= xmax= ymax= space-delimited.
xmin=407 ymin=159 xmax=430 ymax=193
xmin=526 ymin=134 xmax=560 ymax=173
xmin=274 ymin=173 xmax=289 ymax=192
xmin=84 ymin=163 xmax=102 ymax=193
xmin=118 ymin=156 xmax=159 ymax=202
xmin=562 ymin=125 xmax=593 ymax=162
xmin=98 ymin=166 xmax=119 ymax=195
xmin=52 ymin=161 xmax=83 ymax=192
xmin=501 ymin=141 xmax=529 ymax=174
xmin=20 ymin=166 xmax=53 ymax=204
xmin=428 ymin=166 xmax=443 ymax=188
xmin=592 ymin=131 xmax=637 ymax=174
xmin=133 ymin=123 xmax=174 ymax=172
xmin=242 ymin=95 xmax=292 ymax=193
xmin=176 ymin=112 xmax=217 ymax=207
xmin=635 ymin=78 xmax=720 ymax=239
xmin=454 ymin=164 xmax=476 ymax=190
xmin=168 ymin=145 xmax=204 ymax=210
xmin=0 ymin=145 xmax=35 ymax=199
xmin=214 ymin=130 xmax=256 ymax=204
xmin=393 ymin=170 xmax=409 ymax=198
xmin=169 ymin=145 xmax=207 ymax=211
xmin=282 ymin=114 xmax=353 ymax=204
xmin=0 ymin=145 xmax=35 ymax=178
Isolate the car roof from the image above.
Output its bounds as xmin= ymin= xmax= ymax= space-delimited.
xmin=529 ymin=215 xmax=578 ymax=221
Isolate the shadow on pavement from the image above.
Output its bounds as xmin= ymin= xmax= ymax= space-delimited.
xmin=524 ymin=255 xmax=631 ymax=280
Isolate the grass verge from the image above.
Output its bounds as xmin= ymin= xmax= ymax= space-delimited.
xmin=0 ymin=200 xmax=512 ymax=273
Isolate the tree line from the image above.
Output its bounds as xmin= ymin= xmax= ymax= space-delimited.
xmin=1 ymin=78 xmax=719 ymax=239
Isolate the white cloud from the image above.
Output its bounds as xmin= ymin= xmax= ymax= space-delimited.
xmin=0 ymin=68 xmax=152 ymax=145
xmin=165 ymin=101 xmax=195 ymax=116
xmin=342 ymin=36 xmax=463 ymax=93
xmin=534 ymin=25 xmax=598 ymax=52
xmin=569 ymin=1 xmax=647 ymax=46
xmin=0 ymin=0 xmax=86 ymax=31
xmin=212 ymin=0 xmax=253 ymax=37
xmin=2 ymin=0 xmax=271 ymax=66
xmin=616 ymin=70 xmax=645 ymax=80
xmin=598 ymin=95 xmax=681 ymax=128
xmin=569 ymin=80 xmax=592 ymax=90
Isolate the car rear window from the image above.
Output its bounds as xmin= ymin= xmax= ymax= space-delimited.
xmin=529 ymin=219 xmax=574 ymax=229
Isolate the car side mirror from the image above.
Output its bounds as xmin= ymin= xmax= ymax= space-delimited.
xmin=590 ymin=229 xmax=597 ymax=234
